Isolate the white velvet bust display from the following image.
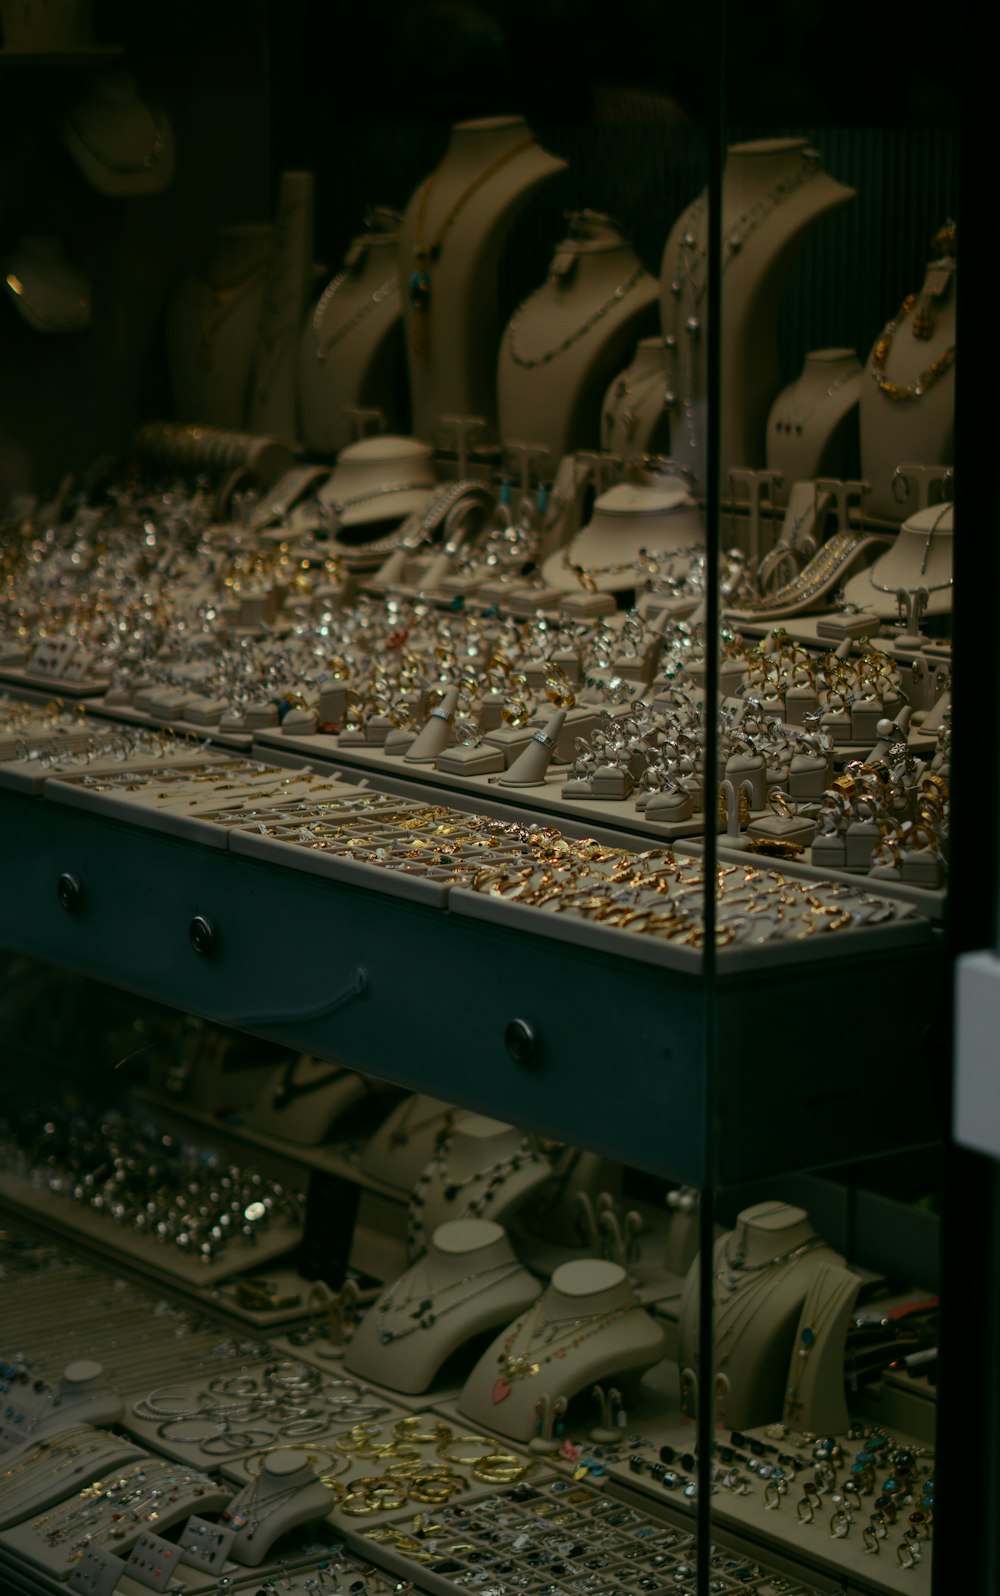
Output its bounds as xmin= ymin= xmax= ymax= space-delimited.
xmin=841 ymin=499 xmax=953 ymax=618
xmin=659 ymin=138 xmax=855 ymax=496
xmin=399 ymin=116 xmax=566 ymax=444
xmin=459 ymin=1259 xmax=667 ymax=1442
xmin=225 ymin=1451 xmax=332 ymax=1566
xmin=860 ymin=242 xmax=956 ymax=523
xmin=166 ymin=225 xmax=272 ymax=428
xmin=298 ymin=211 xmax=405 ymax=455
xmin=498 ymin=213 xmax=660 ymax=464
xmin=677 ymin=1200 xmax=842 ymax=1431
xmin=345 ymin=1219 xmax=542 ymax=1394
xmin=766 ymin=347 xmax=862 ymax=496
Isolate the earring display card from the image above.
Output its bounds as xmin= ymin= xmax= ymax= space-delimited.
xmin=125 ymin=1529 xmax=183 ymax=1591
xmin=67 ymin=1544 xmax=128 ymax=1596
xmin=177 ymin=1515 xmax=236 ymax=1573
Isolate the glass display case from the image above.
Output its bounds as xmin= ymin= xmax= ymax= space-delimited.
xmin=0 ymin=3 xmax=976 ymax=1593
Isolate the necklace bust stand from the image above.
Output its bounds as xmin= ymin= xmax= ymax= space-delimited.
xmin=345 ymin=1218 xmax=542 ymax=1394
xmin=660 ymin=138 xmax=855 ymax=497
xmin=498 ymin=215 xmax=659 ymax=465
xmin=860 ymin=237 xmax=956 ymax=524
xmin=407 ymin=1112 xmax=551 ymax=1258
xmin=62 ymin=70 xmax=173 ymax=196
xmin=602 ymin=336 xmax=673 ymax=457
xmin=841 ymin=500 xmax=953 ymax=620
xmin=247 ymin=170 xmax=315 ymax=445
xmin=288 ymin=434 xmax=437 ymax=557
xmin=400 ymin=115 xmax=566 ymax=444
xmin=360 ymin=1093 xmax=455 ymax=1192
xmin=541 ymin=471 xmax=703 ymax=598
xmin=677 ymin=1201 xmax=842 ymax=1431
xmin=166 ymin=225 xmax=272 ymax=428
xmin=0 ymin=1360 xmax=123 ymax=1447
xmin=459 ymin=1259 xmax=667 ymax=1443
xmin=225 ymin=1451 xmax=332 ymax=1567
xmin=766 ymin=348 xmax=862 ymax=500
xmin=298 ymin=209 xmax=406 ymax=456
xmin=782 ymin=1260 xmax=861 ymax=1432
xmin=1 ymin=236 xmax=90 ymax=333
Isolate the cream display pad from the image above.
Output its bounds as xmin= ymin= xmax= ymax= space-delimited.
xmin=542 ymin=476 xmax=703 ymax=596
xmin=166 ymin=225 xmax=272 ymax=428
xmin=298 ymin=211 xmax=404 ymax=455
xmin=400 ymin=115 xmax=566 ymax=442
xmin=407 ymin=1112 xmax=551 ymax=1256
xmin=498 ymin=215 xmax=659 ymax=463
xmin=660 ymin=138 xmax=855 ymax=494
xmin=346 ymin=1219 xmax=542 ymax=1393
xmin=62 ymin=71 xmax=174 ymax=197
xmin=677 ymin=1201 xmax=843 ymax=1431
xmin=459 ymin=1259 xmax=667 ymax=1442
xmin=860 ymin=243 xmax=956 ymax=522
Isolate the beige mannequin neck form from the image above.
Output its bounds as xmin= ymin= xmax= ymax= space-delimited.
xmin=2 ymin=236 xmax=90 ymax=333
xmin=247 ymin=170 xmax=315 ymax=444
xmin=287 ymin=434 xmax=436 ymax=549
xmin=766 ymin=347 xmax=862 ymax=494
xmin=298 ymin=217 xmax=405 ymax=455
xmin=677 ymin=1200 xmax=842 ymax=1431
xmin=498 ymin=217 xmax=659 ymax=463
xmin=345 ymin=1218 xmax=542 ymax=1394
xmin=602 ymin=336 xmax=673 ymax=456
xmin=166 ymin=225 xmax=272 ymax=428
xmin=860 ymin=250 xmax=956 ymax=522
xmin=62 ymin=70 xmax=174 ymax=196
xmin=407 ymin=1112 xmax=552 ymax=1257
xmin=360 ymin=1093 xmax=456 ymax=1190
xmin=226 ymin=1451 xmax=332 ymax=1567
xmin=542 ymin=473 xmax=703 ymax=596
xmin=841 ymin=499 xmax=953 ymax=618
xmin=660 ymin=138 xmax=855 ymax=496
xmin=459 ymin=1258 xmax=667 ymax=1442
xmin=400 ymin=115 xmax=566 ymax=443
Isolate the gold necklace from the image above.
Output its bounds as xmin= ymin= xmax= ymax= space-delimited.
xmin=409 ymin=135 xmax=535 ymax=356
xmin=870 ymin=292 xmax=955 ymax=401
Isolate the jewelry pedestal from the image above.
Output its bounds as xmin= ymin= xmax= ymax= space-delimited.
xmin=359 ymin=1094 xmax=455 ymax=1193
xmin=677 ymin=1201 xmax=843 ymax=1431
xmin=782 ymin=1261 xmax=861 ymax=1432
xmin=765 ymin=348 xmax=862 ymax=499
xmin=841 ymin=502 xmax=953 ymax=620
xmin=62 ymin=70 xmax=174 ymax=197
xmin=541 ymin=475 xmax=703 ymax=599
xmin=459 ymin=1258 xmax=667 ymax=1443
xmin=165 ymin=225 xmax=272 ymax=430
xmin=226 ymin=1451 xmax=333 ymax=1566
xmin=345 ymin=1218 xmax=541 ymax=1394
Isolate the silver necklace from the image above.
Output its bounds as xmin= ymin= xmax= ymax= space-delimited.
xmin=603 ymin=356 xmax=671 ymax=448
xmin=868 ymin=500 xmax=953 ymax=595
xmin=311 ymin=271 xmax=398 ymax=362
xmin=717 ymin=1234 xmax=823 ymax=1293
xmin=506 ymin=264 xmax=645 ymax=368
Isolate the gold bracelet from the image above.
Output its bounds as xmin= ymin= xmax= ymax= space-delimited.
xmin=436 ymin=1434 xmax=504 ymax=1466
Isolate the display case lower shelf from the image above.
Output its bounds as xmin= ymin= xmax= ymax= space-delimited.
xmin=0 ymin=789 xmax=944 ymax=1185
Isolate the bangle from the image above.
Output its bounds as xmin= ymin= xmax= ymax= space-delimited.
xmin=436 ymin=1434 xmax=503 ymax=1465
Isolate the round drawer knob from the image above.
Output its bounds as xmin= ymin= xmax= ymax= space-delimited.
xmin=189 ymin=915 xmax=217 ymax=957
xmin=56 ymin=873 xmax=83 ymax=913
xmin=505 ymin=1018 xmax=538 ymax=1065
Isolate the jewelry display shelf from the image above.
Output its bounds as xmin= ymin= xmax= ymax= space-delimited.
xmin=81 ymin=697 xmax=255 ymax=753
xmin=0 ymin=771 xmax=945 ymax=1186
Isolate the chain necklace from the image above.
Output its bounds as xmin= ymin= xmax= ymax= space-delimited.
xmin=407 ymin=1132 xmax=541 ymax=1254
xmin=602 ymin=354 xmax=671 ymax=448
xmin=65 ymin=108 xmax=168 ymax=174
xmin=666 ymin=151 xmax=822 ymax=466
xmin=375 ymin=1259 xmax=524 ymax=1345
xmin=731 ymin=528 xmax=889 ymax=618
xmin=197 ymin=261 xmax=267 ymax=372
xmin=717 ymin=1234 xmax=824 ymax=1294
xmin=409 ymin=135 xmax=536 ymax=356
xmin=868 ymin=500 xmax=953 ymax=596
xmin=506 ymin=264 xmax=645 ymax=369
xmin=387 ymin=1099 xmax=454 ymax=1149
xmin=312 ymin=270 xmax=399 ymax=363
xmin=492 ymin=1293 xmax=639 ymax=1404
xmin=870 ymin=293 xmax=955 ymax=401
xmin=783 ymin=1273 xmax=851 ymax=1422
xmin=318 ymin=482 xmax=434 ymax=539
xmin=223 ymin=1473 xmax=310 ymax=1539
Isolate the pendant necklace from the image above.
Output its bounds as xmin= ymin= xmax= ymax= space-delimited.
xmin=492 ymin=1294 xmax=638 ymax=1404
xmin=868 ymin=500 xmax=953 ymax=596
xmin=375 ymin=1259 xmax=524 ymax=1345
xmin=407 ymin=1132 xmax=541 ymax=1254
xmin=506 ymin=264 xmax=645 ymax=369
xmin=409 ymin=135 xmax=536 ymax=357
xmin=717 ymin=1234 xmax=823 ymax=1294
xmin=773 ymin=364 xmax=858 ymax=436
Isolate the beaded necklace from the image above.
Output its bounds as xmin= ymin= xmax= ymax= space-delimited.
xmin=311 ymin=270 xmax=399 ymax=363
xmin=375 ymin=1259 xmax=524 ymax=1345
xmin=406 ymin=1133 xmax=541 ymax=1255
xmin=506 ymin=264 xmax=645 ymax=369
xmin=870 ymin=294 xmax=955 ymax=402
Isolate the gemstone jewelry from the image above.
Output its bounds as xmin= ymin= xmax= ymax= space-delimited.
xmin=409 ymin=136 xmax=536 ymax=355
xmin=407 ymin=1133 xmax=542 ymax=1254
xmin=870 ymin=293 xmax=955 ymax=401
xmin=374 ymin=1259 xmax=525 ymax=1345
